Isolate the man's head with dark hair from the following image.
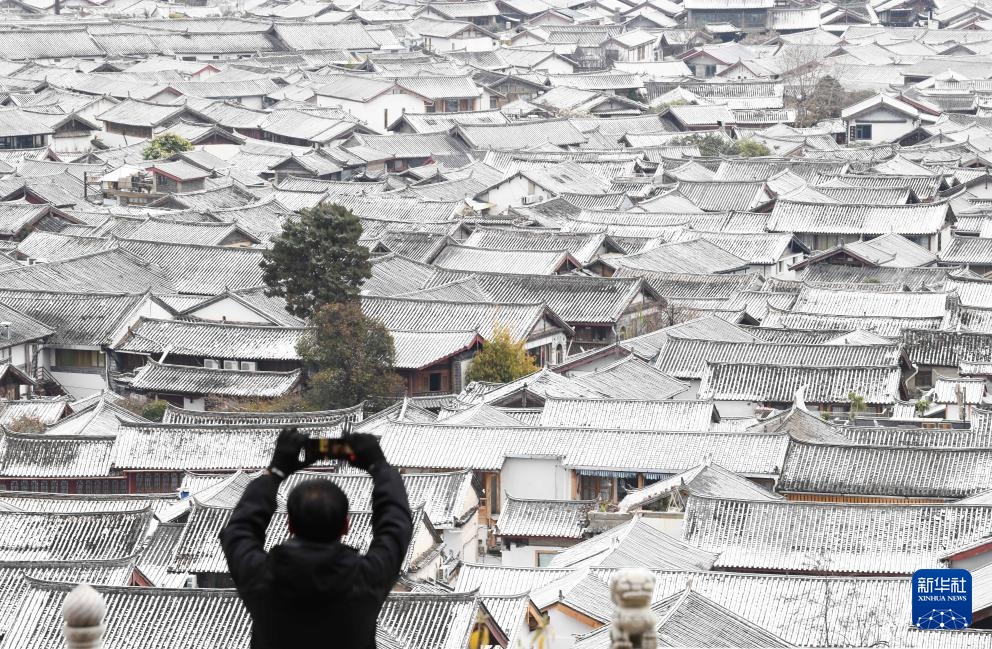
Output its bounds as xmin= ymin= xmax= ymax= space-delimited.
xmin=286 ymin=479 xmax=349 ymax=543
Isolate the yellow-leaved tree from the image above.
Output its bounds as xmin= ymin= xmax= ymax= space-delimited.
xmin=465 ymin=325 xmax=539 ymax=384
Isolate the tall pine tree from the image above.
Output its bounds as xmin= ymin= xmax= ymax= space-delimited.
xmin=261 ymin=203 xmax=371 ymax=319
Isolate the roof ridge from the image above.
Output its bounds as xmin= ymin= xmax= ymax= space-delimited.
xmin=134 ymin=316 xmax=309 ymax=331
xmin=119 ymin=236 xmax=264 ymax=253
xmin=140 ymin=359 xmax=302 ymax=377
xmin=1 ymin=429 xmax=116 ymax=441
xmin=363 ymin=294 xmax=545 ymax=308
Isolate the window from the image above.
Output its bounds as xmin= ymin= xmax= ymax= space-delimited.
xmin=699 ymin=64 xmax=717 ymax=77
xmin=486 ymin=474 xmax=501 ymax=515
xmin=489 ymin=96 xmax=500 ymax=109
xmin=851 ymin=124 xmax=873 ymax=141
xmin=54 ymin=349 xmax=104 ymax=368
xmin=223 ymin=360 xmax=239 ymax=370
xmin=444 ymin=99 xmax=460 ymax=113
xmin=916 ymin=369 xmax=933 ymax=388
xmin=579 ymin=475 xmax=614 ymax=501
xmin=535 ymin=550 xmax=559 ymax=567
xmin=240 ymin=361 xmax=257 ymax=372
xmin=204 ymin=359 xmax=220 ymax=369
xmin=425 ymin=102 xmax=436 ymax=114
xmin=744 ymin=11 xmax=765 ymax=26
xmin=428 ymin=372 xmax=442 ymax=392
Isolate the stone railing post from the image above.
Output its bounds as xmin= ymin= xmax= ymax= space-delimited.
xmin=609 ymin=568 xmax=658 ymax=649
xmin=62 ymin=583 xmax=107 ymax=649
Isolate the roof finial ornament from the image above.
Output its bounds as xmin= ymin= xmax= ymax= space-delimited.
xmin=610 ymin=569 xmax=658 ymax=649
xmin=62 ymin=583 xmax=106 ymax=649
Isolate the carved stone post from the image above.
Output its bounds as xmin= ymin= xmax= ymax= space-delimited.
xmin=62 ymin=583 xmax=107 ymax=649
xmin=610 ymin=568 xmax=658 ymax=649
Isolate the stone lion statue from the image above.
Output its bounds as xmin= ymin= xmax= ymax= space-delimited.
xmin=609 ymin=568 xmax=657 ymax=649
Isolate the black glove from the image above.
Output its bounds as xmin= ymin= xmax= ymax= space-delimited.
xmin=268 ymin=427 xmax=313 ymax=480
xmin=345 ymin=433 xmax=385 ymax=472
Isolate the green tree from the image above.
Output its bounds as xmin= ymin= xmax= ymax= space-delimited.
xmin=669 ymin=133 xmax=771 ymax=157
xmin=649 ymin=98 xmax=688 ymax=113
xmin=297 ymin=302 xmax=404 ymax=410
xmin=669 ymin=133 xmax=736 ymax=157
xmin=733 ymin=138 xmax=771 ymax=157
xmin=120 ymin=397 xmax=169 ymax=421
xmin=465 ymin=326 xmax=540 ymax=384
xmin=847 ymin=392 xmax=866 ymax=419
xmin=142 ymin=134 xmax=193 ymax=160
xmin=261 ymin=203 xmax=371 ymax=319
xmin=140 ymin=399 xmax=169 ymax=422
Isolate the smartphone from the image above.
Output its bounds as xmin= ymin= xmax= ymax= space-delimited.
xmin=305 ymin=438 xmax=352 ymax=460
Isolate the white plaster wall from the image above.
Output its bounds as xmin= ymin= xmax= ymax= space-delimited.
xmin=408 ymin=553 xmax=442 ymax=581
xmin=316 ymin=93 xmax=425 ymax=133
xmin=183 ymin=397 xmax=206 ymax=411
xmin=642 ymin=512 xmax=685 ymax=537
xmin=534 ymin=56 xmax=575 ymax=74
xmin=547 ymin=608 xmax=597 ymax=649
xmin=449 ymin=36 xmax=496 ymax=52
xmin=500 ymin=542 xmax=566 ymax=567
xmin=50 ymin=370 xmax=108 ymax=399
xmin=52 ymin=134 xmax=94 ymax=157
xmin=847 ymin=107 xmax=915 ymax=144
xmin=108 ymin=297 xmax=175 ymax=349
xmin=10 ymin=344 xmax=28 ymax=368
xmin=77 ymin=96 xmax=119 ymax=123
xmin=712 ymin=399 xmax=758 ymax=418
xmin=500 ymin=457 xmax=570 ymax=502
xmin=965 ymin=181 xmax=992 ymax=199
xmin=721 ymin=65 xmax=761 ymax=80
xmin=237 ymin=96 xmax=265 ymax=110
xmin=442 ymin=516 xmax=482 ymax=562
xmin=680 ymin=379 xmax=701 ymax=400
xmin=950 ymin=553 xmax=992 ymax=574
xmin=482 ymin=175 xmax=535 ymax=214
xmin=188 ymin=299 xmax=272 ymax=325
xmin=687 ymin=53 xmax=729 ymax=76
xmin=501 ymin=542 xmax=540 ymax=567
xmin=425 ymin=36 xmax=454 ymax=52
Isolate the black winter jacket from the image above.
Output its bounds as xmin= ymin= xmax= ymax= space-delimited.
xmin=219 ymin=464 xmax=413 ymax=649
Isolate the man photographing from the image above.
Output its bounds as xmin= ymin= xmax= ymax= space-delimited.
xmin=220 ymin=427 xmax=413 ymax=649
